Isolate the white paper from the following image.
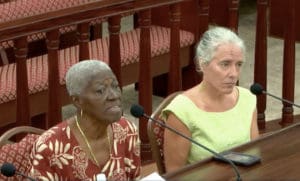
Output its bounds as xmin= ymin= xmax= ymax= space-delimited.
xmin=96 ymin=173 xmax=106 ymax=181
xmin=140 ymin=172 xmax=166 ymax=181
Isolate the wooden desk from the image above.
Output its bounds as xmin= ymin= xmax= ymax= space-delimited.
xmin=164 ymin=123 xmax=300 ymax=180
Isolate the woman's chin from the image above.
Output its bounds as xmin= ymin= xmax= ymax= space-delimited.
xmin=222 ymin=87 xmax=234 ymax=94
xmin=108 ymin=112 xmax=122 ymax=123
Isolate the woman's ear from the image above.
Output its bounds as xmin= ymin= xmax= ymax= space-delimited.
xmin=71 ymin=95 xmax=81 ymax=109
xmin=198 ymin=58 xmax=205 ymax=71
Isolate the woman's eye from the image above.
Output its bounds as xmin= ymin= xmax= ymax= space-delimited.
xmin=237 ymin=62 xmax=243 ymax=67
xmin=112 ymin=82 xmax=121 ymax=90
xmin=97 ymin=88 xmax=105 ymax=94
xmin=220 ymin=62 xmax=229 ymax=67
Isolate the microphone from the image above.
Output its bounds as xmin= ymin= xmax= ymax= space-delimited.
xmin=130 ymin=104 xmax=242 ymax=181
xmin=250 ymin=83 xmax=300 ymax=108
xmin=1 ymin=163 xmax=36 ymax=181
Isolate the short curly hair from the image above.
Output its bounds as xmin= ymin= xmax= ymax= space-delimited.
xmin=65 ymin=60 xmax=111 ymax=96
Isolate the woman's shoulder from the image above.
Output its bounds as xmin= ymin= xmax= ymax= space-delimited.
xmin=236 ymin=86 xmax=256 ymax=109
xmin=237 ymin=86 xmax=255 ymax=98
xmin=36 ymin=121 xmax=70 ymax=143
xmin=113 ymin=117 xmax=138 ymax=133
xmin=165 ymin=91 xmax=196 ymax=111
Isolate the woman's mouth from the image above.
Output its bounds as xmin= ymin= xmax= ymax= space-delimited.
xmin=106 ymin=105 xmax=122 ymax=113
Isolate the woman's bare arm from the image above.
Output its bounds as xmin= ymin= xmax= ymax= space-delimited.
xmin=164 ymin=113 xmax=191 ymax=172
xmin=250 ymin=109 xmax=259 ymax=140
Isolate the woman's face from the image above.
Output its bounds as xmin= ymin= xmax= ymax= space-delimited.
xmin=202 ymin=43 xmax=244 ymax=94
xmin=78 ymin=68 xmax=122 ymax=123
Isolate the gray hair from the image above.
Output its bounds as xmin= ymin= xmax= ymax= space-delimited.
xmin=65 ymin=60 xmax=111 ymax=96
xmin=195 ymin=26 xmax=246 ymax=72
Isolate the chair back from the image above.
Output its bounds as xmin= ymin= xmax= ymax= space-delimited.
xmin=147 ymin=91 xmax=182 ymax=174
xmin=0 ymin=126 xmax=45 ymax=180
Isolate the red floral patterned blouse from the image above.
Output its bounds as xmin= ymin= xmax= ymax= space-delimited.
xmin=29 ymin=117 xmax=141 ymax=181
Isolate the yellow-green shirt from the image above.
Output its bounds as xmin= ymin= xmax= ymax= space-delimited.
xmin=161 ymin=86 xmax=256 ymax=164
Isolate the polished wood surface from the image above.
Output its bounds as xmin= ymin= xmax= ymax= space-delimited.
xmin=0 ymin=0 xmax=185 ymax=42
xmin=164 ymin=123 xmax=300 ymax=180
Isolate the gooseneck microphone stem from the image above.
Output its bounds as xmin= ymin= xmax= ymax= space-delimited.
xmin=16 ymin=171 xmax=36 ymax=181
xmin=263 ymin=91 xmax=300 ymax=108
xmin=250 ymin=83 xmax=300 ymax=109
xmin=143 ymin=113 xmax=242 ymax=181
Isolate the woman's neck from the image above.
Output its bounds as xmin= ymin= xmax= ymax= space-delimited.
xmin=76 ymin=113 xmax=109 ymax=140
xmin=197 ymin=82 xmax=238 ymax=112
xmin=199 ymin=82 xmax=229 ymax=101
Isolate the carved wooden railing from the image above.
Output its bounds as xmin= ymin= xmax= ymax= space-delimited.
xmin=255 ymin=0 xmax=299 ymax=132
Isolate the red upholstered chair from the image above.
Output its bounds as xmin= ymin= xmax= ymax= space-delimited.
xmin=147 ymin=91 xmax=182 ymax=174
xmin=0 ymin=126 xmax=44 ymax=180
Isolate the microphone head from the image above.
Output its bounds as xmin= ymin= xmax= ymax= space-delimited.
xmin=1 ymin=163 xmax=16 ymax=177
xmin=250 ymin=83 xmax=264 ymax=95
xmin=130 ymin=104 xmax=144 ymax=118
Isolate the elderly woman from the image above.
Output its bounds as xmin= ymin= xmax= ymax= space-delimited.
xmin=162 ymin=27 xmax=259 ymax=172
xmin=29 ymin=60 xmax=140 ymax=180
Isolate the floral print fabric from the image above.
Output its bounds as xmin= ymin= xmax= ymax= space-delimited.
xmin=29 ymin=117 xmax=140 ymax=181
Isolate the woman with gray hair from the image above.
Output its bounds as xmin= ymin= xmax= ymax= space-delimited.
xmin=29 ymin=60 xmax=141 ymax=180
xmin=161 ymin=26 xmax=259 ymax=172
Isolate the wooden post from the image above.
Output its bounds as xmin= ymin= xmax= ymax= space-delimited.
xmin=108 ymin=15 xmax=122 ymax=86
xmin=168 ymin=3 xmax=182 ymax=94
xmin=78 ymin=22 xmax=91 ymax=61
xmin=228 ymin=0 xmax=240 ymax=32
xmin=280 ymin=0 xmax=296 ymax=126
xmin=138 ymin=9 xmax=152 ymax=163
xmin=198 ymin=0 xmax=210 ymax=40
xmin=254 ymin=0 xmax=268 ymax=130
xmin=46 ymin=30 xmax=61 ymax=127
xmin=14 ymin=37 xmax=30 ymax=127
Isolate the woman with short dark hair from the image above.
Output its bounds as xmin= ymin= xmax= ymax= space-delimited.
xmin=29 ymin=60 xmax=141 ymax=180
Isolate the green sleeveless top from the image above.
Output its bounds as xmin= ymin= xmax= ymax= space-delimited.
xmin=161 ymin=86 xmax=256 ymax=164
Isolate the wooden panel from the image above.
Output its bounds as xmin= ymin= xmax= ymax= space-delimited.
xmin=269 ymin=0 xmax=300 ymax=41
xmin=209 ymin=0 xmax=229 ymax=27
xmin=151 ymin=0 xmax=199 ymax=34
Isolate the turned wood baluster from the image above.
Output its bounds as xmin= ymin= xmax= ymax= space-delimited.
xmin=254 ymin=0 xmax=268 ymax=130
xmin=280 ymin=0 xmax=296 ymax=126
xmin=228 ymin=0 xmax=240 ymax=32
xmin=92 ymin=23 xmax=102 ymax=39
xmin=138 ymin=9 xmax=152 ymax=162
xmin=14 ymin=37 xmax=30 ymax=127
xmin=78 ymin=22 xmax=90 ymax=61
xmin=108 ymin=15 xmax=122 ymax=86
xmin=198 ymin=0 xmax=210 ymax=40
xmin=168 ymin=3 xmax=182 ymax=94
xmin=185 ymin=0 xmax=210 ymax=85
xmin=46 ymin=30 xmax=61 ymax=127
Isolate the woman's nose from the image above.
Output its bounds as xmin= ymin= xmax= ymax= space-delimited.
xmin=229 ymin=65 xmax=239 ymax=77
xmin=107 ymin=87 xmax=120 ymax=99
